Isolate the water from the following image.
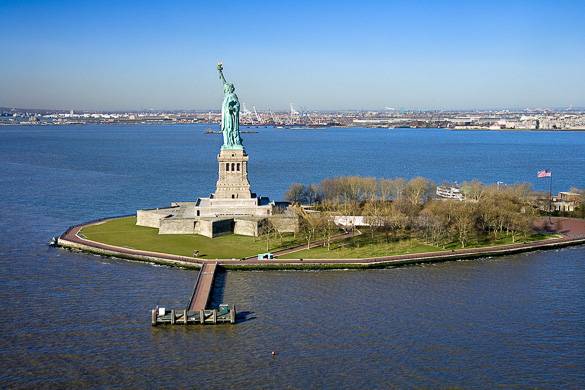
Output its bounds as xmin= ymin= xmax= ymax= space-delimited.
xmin=1 ymin=124 xmax=584 ymax=388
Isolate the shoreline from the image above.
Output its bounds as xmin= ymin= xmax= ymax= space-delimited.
xmin=4 ymin=122 xmax=585 ymax=132
xmin=56 ymin=216 xmax=585 ymax=271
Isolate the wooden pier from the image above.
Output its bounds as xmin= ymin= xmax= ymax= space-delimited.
xmin=189 ymin=262 xmax=217 ymax=311
xmin=151 ymin=262 xmax=236 ymax=326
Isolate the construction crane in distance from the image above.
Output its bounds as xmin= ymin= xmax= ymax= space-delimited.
xmin=252 ymin=106 xmax=262 ymax=123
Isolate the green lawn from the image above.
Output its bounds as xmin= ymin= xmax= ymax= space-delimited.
xmin=81 ymin=216 xmax=559 ymax=260
xmin=80 ymin=216 xmax=298 ymax=259
xmin=280 ymin=231 xmax=558 ymax=259
xmin=281 ymin=235 xmax=441 ymax=259
xmin=441 ymin=232 xmax=559 ymax=250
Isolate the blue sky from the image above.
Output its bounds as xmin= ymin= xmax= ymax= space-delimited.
xmin=1 ymin=0 xmax=584 ymax=110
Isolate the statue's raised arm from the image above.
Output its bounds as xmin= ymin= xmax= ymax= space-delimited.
xmin=217 ymin=63 xmax=243 ymax=150
xmin=217 ymin=63 xmax=227 ymax=85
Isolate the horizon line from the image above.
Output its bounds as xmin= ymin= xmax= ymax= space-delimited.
xmin=2 ymin=105 xmax=585 ymax=113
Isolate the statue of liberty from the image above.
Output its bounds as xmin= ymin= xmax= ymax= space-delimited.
xmin=217 ymin=63 xmax=243 ymax=150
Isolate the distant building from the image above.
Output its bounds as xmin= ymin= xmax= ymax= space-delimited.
xmin=333 ymin=216 xmax=369 ymax=227
xmin=537 ymin=191 xmax=582 ymax=212
xmin=552 ymin=192 xmax=581 ymax=212
xmin=436 ymin=186 xmax=464 ymax=201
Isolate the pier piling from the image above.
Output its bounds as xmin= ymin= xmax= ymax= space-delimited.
xmin=151 ymin=262 xmax=236 ymax=326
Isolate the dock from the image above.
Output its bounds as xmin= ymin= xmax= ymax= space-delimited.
xmin=189 ymin=262 xmax=217 ymax=311
xmin=151 ymin=262 xmax=236 ymax=326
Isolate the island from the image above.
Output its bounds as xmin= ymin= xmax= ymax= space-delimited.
xmin=56 ymin=64 xmax=585 ymax=270
xmin=54 ymin=65 xmax=585 ymax=325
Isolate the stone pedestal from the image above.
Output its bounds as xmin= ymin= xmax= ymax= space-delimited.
xmin=136 ymin=142 xmax=299 ymax=237
xmin=214 ymin=149 xmax=252 ymax=199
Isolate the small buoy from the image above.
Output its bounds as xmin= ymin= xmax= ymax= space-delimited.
xmin=271 ymin=351 xmax=277 ymax=356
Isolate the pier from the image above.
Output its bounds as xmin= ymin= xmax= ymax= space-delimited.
xmin=151 ymin=262 xmax=236 ymax=326
xmin=189 ymin=262 xmax=217 ymax=311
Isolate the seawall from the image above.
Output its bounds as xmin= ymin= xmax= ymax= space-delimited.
xmin=56 ymin=216 xmax=585 ymax=271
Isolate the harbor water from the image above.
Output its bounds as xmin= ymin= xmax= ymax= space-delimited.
xmin=0 ymin=125 xmax=584 ymax=388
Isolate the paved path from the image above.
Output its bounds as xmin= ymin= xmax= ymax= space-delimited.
xmin=188 ymin=262 xmax=217 ymax=311
xmin=58 ymin=217 xmax=585 ymax=268
xmin=534 ymin=217 xmax=585 ymax=239
xmin=243 ymin=229 xmax=362 ymax=259
xmin=60 ymin=221 xmax=203 ymax=266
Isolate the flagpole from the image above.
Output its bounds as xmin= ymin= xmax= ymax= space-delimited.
xmin=548 ymin=171 xmax=552 ymax=223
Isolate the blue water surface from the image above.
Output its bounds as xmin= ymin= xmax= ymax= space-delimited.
xmin=0 ymin=125 xmax=584 ymax=388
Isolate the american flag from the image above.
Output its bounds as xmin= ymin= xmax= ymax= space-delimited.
xmin=537 ymin=169 xmax=552 ymax=178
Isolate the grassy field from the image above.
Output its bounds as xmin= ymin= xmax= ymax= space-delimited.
xmin=280 ymin=231 xmax=558 ymax=259
xmin=81 ymin=216 xmax=559 ymax=260
xmin=280 ymin=235 xmax=440 ymax=259
xmin=441 ymin=232 xmax=557 ymax=250
xmin=80 ymin=216 xmax=298 ymax=259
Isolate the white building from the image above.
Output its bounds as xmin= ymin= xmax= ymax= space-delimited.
xmin=436 ymin=186 xmax=464 ymax=201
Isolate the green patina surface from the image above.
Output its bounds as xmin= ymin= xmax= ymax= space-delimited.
xmin=80 ymin=216 xmax=297 ymax=259
xmin=217 ymin=63 xmax=243 ymax=150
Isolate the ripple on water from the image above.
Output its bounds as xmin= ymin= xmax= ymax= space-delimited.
xmin=1 ymin=126 xmax=585 ymax=387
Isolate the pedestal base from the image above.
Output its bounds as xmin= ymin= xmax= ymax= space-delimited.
xmin=214 ymin=149 xmax=252 ymax=199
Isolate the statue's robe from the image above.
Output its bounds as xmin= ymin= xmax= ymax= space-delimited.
xmin=221 ymin=92 xmax=241 ymax=147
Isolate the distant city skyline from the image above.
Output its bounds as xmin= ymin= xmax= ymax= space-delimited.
xmin=1 ymin=0 xmax=584 ymax=111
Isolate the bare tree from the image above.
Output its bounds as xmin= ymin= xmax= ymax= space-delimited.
xmin=291 ymin=176 xmax=538 ymax=249
xmin=419 ymin=201 xmax=452 ymax=247
xmin=294 ymin=206 xmax=324 ymax=250
xmin=388 ymin=178 xmax=407 ymax=201
xmin=319 ymin=214 xmax=339 ymax=251
xmin=363 ymin=200 xmax=382 ymax=240
xmin=285 ymin=183 xmax=307 ymax=204
xmin=461 ymin=179 xmax=485 ymax=202
xmin=262 ymin=219 xmax=278 ymax=251
xmin=404 ymin=177 xmax=435 ymax=207
xmin=570 ymin=188 xmax=585 ymax=218
xmin=451 ymin=202 xmax=478 ymax=248
xmin=380 ymin=203 xmax=409 ymax=243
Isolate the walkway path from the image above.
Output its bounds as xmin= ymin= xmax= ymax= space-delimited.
xmin=188 ymin=262 xmax=217 ymax=311
xmin=243 ymin=229 xmax=362 ymax=259
xmin=60 ymin=222 xmax=204 ymax=266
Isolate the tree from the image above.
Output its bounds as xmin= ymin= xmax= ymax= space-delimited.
xmin=378 ymin=179 xmax=394 ymax=201
xmin=262 ymin=219 xmax=280 ymax=251
xmin=477 ymin=192 xmax=503 ymax=239
xmin=363 ymin=200 xmax=383 ymax=240
xmin=294 ymin=206 xmax=324 ymax=250
xmin=569 ymin=187 xmax=585 ymax=218
xmin=390 ymin=178 xmax=407 ymax=201
xmin=419 ymin=201 xmax=453 ymax=247
xmin=285 ymin=183 xmax=307 ymax=204
xmin=404 ymin=177 xmax=435 ymax=208
xmin=306 ymin=184 xmax=323 ymax=205
xmin=380 ymin=203 xmax=409 ymax=243
xmin=319 ymin=214 xmax=339 ymax=250
xmin=288 ymin=176 xmax=539 ymax=249
xmin=461 ymin=179 xmax=485 ymax=202
xmin=451 ymin=202 xmax=478 ymax=248
xmin=508 ymin=212 xmax=533 ymax=243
